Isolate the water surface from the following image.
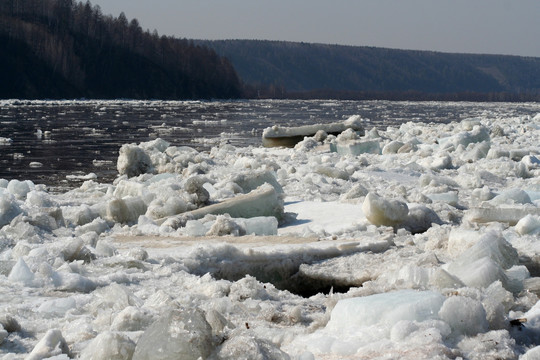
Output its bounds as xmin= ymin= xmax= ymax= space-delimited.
xmin=1 ymin=99 xmax=539 ymax=191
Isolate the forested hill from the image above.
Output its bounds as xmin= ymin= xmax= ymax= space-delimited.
xmin=199 ymin=39 xmax=540 ymax=100
xmin=0 ymin=0 xmax=242 ymax=100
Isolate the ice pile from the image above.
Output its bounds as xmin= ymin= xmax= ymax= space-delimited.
xmin=2 ymin=111 xmax=540 ymax=358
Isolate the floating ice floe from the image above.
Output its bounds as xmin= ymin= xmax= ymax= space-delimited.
xmin=262 ymin=115 xmax=365 ymax=147
xmin=0 ymin=137 xmax=12 ymax=145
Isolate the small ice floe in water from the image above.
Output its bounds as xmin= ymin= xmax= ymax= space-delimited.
xmin=66 ymin=172 xmax=98 ymax=181
xmin=0 ymin=137 xmax=12 ymax=145
xmin=262 ymin=115 xmax=365 ymax=147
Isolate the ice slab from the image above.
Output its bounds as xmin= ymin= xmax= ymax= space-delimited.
xmin=160 ymin=183 xmax=284 ymax=225
xmin=132 ymin=308 xmax=214 ymax=360
xmin=446 ymin=231 xmax=520 ymax=291
xmin=79 ymin=331 xmax=135 ymax=360
xmin=327 ymin=290 xmax=445 ymax=330
xmin=425 ymin=191 xmax=459 ymax=206
xmin=262 ymin=116 xmax=364 ymax=148
xmin=330 ymin=139 xmax=381 ymax=156
xmin=466 ymin=206 xmax=540 ymax=225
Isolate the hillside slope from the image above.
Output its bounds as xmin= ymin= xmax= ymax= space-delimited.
xmin=200 ymin=40 xmax=540 ymax=96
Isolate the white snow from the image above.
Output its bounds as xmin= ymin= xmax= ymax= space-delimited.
xmin=2 ymin=106 xmax=540 ymax=359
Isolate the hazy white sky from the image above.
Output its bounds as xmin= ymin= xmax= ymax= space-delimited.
xmin=93 ymin=0 xmax=540 ymax=57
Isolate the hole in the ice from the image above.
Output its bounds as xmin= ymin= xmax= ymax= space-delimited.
xmin=184 ymin=243 xmax=375 ymax=297
xmin=193 ymin=259 xmax=358 ymax=298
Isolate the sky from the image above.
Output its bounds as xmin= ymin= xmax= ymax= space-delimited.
xmin=93 ymin=0 xmax=540 ymax=58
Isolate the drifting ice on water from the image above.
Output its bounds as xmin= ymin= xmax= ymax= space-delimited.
xmin=3 ymin=112 xmax=540 ymax=359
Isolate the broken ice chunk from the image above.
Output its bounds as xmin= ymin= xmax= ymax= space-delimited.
xmin=438 ymin=125 xmax=490 ymax=150
xmin=445 ymin=231 xmax=520 ymax=291
xmin=237 ymin=216 xmax=278 ymax=236
xmin=402 ymin=204 xmax=443 ymax=234
xmin=327 ymin=290 xmax=445 ymax=330
xmin=26 ymin=329 xmax=71 ymax=360
xmin=522 ymin=155 xmax=540 ymax=170
xmin=516 ymin=214 xmax=540 ymax=235
xmin=6 ymin=179 xmax=32 ymax=200
xmin=382 ymin=140 xmax=405 ymax=155
xmin=206 ymin=215 xmax=244 ymax=236
xmin=8 ymin=258 xmax=35 ymax=286
xmin=110 ymin=306 xmax=153 ymax=331
xmin=362 ymin=192 xmax=408 ymax=227
xmin=216 ymin=332 xmax=290 ymax=360
xmin=132 ymin=308 xmax=215 ymax=360
xmin=0 ymin=193 xmax=23 ymax=228
xmin=79 ymin=331 xmax=135 ymax=360
xmin=106 ymin=196 xmax=147 ymax=224
xmin=330 ymin=139 xmax=381 ymax=156
xmin=117 ymin=143 xmax=154 ymax=177
xmin=438 ymin=296 xmax=488 ymax=337
xmin=230 ymin=169 xmax=284 ymax=194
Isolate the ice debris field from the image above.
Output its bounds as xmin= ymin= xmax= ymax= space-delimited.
xmin=2 ymin=112 xmax=540 ymax=359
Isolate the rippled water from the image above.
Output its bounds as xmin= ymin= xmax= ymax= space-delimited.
xmin=1 ymin=99 xmax=539 ymax=191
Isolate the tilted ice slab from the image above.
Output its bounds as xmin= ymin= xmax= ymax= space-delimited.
xmin=158 ymin=183 xmax=285 ymax=226
xmin=466 ymin=205 xmax=540 ymax=226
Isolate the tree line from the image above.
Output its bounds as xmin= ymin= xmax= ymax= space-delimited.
xmin=0 ymin=0 xmax=243 ymax=99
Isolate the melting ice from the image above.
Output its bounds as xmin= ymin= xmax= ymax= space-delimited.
xmin=2 ymin=110 xmax=540 ymax=359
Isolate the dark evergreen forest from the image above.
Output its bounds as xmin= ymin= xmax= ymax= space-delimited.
xmin=0 ymin=0 xmax=243 ymax=99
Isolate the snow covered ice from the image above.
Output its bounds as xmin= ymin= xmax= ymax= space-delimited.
xmin=3 ymin=110 xmax=540 ymax=359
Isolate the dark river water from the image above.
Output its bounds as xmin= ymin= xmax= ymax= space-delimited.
xmin=1 ymin=99 xmax=540 ymax=191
